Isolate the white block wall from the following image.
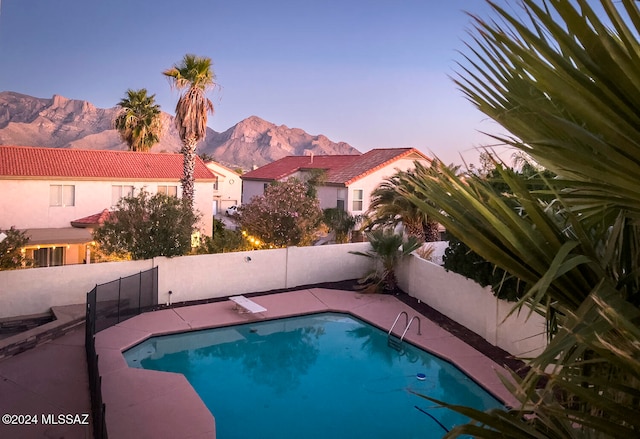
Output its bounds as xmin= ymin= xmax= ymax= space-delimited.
xmin=397 ymin=254 xmax=546 ymax=357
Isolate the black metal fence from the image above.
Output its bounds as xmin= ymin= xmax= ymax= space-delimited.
xmin=85 ymin=267 xmax=159 ymax=439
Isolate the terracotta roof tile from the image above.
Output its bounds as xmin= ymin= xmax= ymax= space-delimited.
xmin=241 ymin=148 xmax=430 ymax=185
xmin=329 ymin=148 xmax=430 ymax=185
xmin=0 ymin=145 xmax=216 ymax=180
xmin=70 ymin=209 xmax=113 ymax=228
xmin=241 ymin=155 xmax=362 ymax=181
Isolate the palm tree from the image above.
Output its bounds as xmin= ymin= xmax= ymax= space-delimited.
xmin=400 ymin=0 xmax=640 ymax=436
xmin=163 ymin=54 xmax=215 ymax=209
xmin=322 ymin=208 xmax=358 ymax=243
xmin=114 ymin=89 xmax=162 ymax=152
xmin=350 ymin=228 xmax=421 ymax=293
xmin=366 ymin=170 xmax=440 ymax=242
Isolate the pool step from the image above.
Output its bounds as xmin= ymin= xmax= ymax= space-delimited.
xmin=388 ymin=336 xmax=403 ymax=351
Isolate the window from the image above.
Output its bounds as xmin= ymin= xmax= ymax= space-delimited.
xmin=213 ymin=176 xmax=219 ymax=191
xmin=337 ymin=188 xmax=346 ymax=211
xmin=33 ymin=247 xmax=64 ymax=267
xmin=157 ymin=185 xmax=178 ymax=197
xmin=112 ymin=185 xmax=134 ymax=206
xmin=50 ymin=185 xmax=75 ymax=206
xmin=352 ymin=189 xmax=363 ymax=211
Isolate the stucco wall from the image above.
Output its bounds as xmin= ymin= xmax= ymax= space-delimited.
xmin=0 ymin=243 xmax=371 ymax=318
xmin=1 ymin=242 xmax=546 ymax=358
xmin=396 ymin=254 xmax=546 ymax=357
xmin=285 ymin=243 xmax=371 ymax=287
xmin=316 ymin=186 xmax=340 ymax=210
xmin=241 ymin=180 xmax=266 ymax=205
xmin=0 ymin=179 xmax=213 ymax=236
xmin=345 ymin=157 xmax=428 ymax=215
xmin=156 ymin=249 xmax=288 ymax=305
xmin=0 ymin=259 xmax=154 ymax=318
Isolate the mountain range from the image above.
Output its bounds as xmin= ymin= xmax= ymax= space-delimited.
xmin=0 ymin=91 xmax=360 ymax=170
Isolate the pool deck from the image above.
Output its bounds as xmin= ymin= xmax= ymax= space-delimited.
xmin=0 ymin=327 xmax=92 ymax=439
xmin=96 ymin=288 xmax=519 ymax=439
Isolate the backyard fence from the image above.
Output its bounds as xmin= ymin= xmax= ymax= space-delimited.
xmin=85 ymin=267 xmax=159 ymax=439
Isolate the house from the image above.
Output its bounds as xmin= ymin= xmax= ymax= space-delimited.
xmin=0 ymin=146 xmax=217 ymax=267
xmin=204 ymin=161 xmax=242 ymax=215
xmin=240 ymin=148 xmax=431 ymax=215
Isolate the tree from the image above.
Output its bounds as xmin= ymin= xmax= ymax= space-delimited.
xmin=196 ymin=219 xmax=252 ymax=254
xmin=303 ymin=168 xmax=326 ymax=199
xmin=238 ymin=178 xmax=322 ymax=247
xmin=0 ymin=227 xmax=32 ymax=270
xmin=93 ymin=190 xmax=200 ymax=260
xmin=198 ymin=152 xmax=215 ymax=162
xmin=366 ymin=168 xmax=440 ymax=242
xmin=402 ymin=0 xmax=640 ymax=436
xmin=322 ymin=208 xmax=359 ymax=244
xmin=163 ymin=54 xmax=216 ymax=210
xmin=114 ymin=88 xmax=163 ymax=152
xmin=350 ymin=228 xmax=421 ymax=293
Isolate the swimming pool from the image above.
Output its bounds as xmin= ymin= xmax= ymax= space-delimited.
xmin=124 ymin=312 xmax=501 ymax=438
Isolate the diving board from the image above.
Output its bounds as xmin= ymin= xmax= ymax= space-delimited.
xmin=229 ymin=295 xmax=267 ymax=314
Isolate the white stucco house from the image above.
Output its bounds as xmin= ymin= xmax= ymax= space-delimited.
xmin=204 ymin=161 xmax=242 ymax=215
xmin=0 ymin=145 xmax=217 ymax=267
xmin=240 ymin=148 xmax=431 ymax=215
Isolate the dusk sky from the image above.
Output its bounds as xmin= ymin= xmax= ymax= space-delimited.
xmin=0 ymin=0 xmax=518 ymax=165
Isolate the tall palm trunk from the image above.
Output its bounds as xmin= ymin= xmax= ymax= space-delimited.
xmin=404 ymin=219 xmax=426 ymax=241
xmin=163 ymin=54 xmax=216 ymax=214
xmin=181 ymin=141 xmax=197 ymax=209
xmin=423 ymin=220 xmax=440 ymax=242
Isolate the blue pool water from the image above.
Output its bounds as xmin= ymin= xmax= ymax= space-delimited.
xmin=124 ymin=313 xmax=501 ymax=438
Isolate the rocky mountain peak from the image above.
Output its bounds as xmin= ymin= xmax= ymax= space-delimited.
xmin=50 ymin=94 xmax=97 ymax=114
xmin=0 ymin=92 xmax=360 ymax=170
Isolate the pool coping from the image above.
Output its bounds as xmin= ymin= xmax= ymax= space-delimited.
xmin=96 ymin=288 xmax=519 ymax=439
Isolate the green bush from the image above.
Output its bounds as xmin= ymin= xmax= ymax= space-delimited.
xmin=443 ymin=234 xmax=525 ymax=301
xmin=93 ymin=190 xmax=200 ymax=260
xmin=0 ymin=227 xmax=33 ymax=270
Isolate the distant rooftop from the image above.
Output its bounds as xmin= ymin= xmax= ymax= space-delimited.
xmin=0 ymin=145 xmax=216 ymax=181
xmin=70 ymin=209 xmax=112 ymax=228
xmin=241 ymin=148 xmax=430 ymax=185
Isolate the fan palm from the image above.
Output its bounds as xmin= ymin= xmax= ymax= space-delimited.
xmin=163 ymin=54 xmax=215 ymax=209
xmin=322 ymin=208 xmax=359 ymax=244
xmin=114 ymin=88 xmax=162 ymax=152
xmin=400 ymin=0 xmax=640 ymax=437
xmin=350 ymin=228 xmax=421 ymax=293
xmin=366 ymin=168 xmax=440 ymax=242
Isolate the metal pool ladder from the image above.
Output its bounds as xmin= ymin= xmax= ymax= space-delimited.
xmin=388 ymin=311 xmax=422 ymax=351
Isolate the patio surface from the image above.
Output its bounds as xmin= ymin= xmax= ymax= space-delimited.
xmin=0 ymin=327 xmax=92 ymax=439
xmin=96 ymin=288 xmax=519 ymax=439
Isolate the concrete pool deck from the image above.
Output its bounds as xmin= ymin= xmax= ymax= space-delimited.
xmin=0 ymin=328 xmax=92 ymax=439
xmin=96 ymin=288 xmax=519 ymax=439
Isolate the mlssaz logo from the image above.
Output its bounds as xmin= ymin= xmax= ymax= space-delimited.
xmin=42 ymin=414 xmax=90 ymax=425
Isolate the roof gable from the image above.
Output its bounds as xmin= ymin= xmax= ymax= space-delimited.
xmin=204 ymin=161 xmax=241 ymax=179
xmin=328 ymin=148 xmax=430 ymax=185
xmin=0 ymin=145 xmax=216 ymax=180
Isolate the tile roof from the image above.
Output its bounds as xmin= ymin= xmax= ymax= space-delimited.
xmin=241 ymin=155 xmax=362 ymax=181
xmin=70 ymin=209 xmax=113 ymax=228
xmin=0 ymin=145 xmax=216 ymax=180
xmin=241 ymin=148 xmax=430 ymax=185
